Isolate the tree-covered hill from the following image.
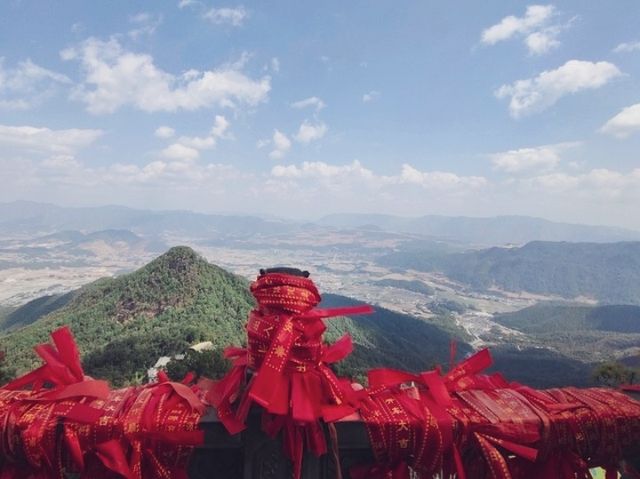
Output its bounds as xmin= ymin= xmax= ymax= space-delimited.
xmin=0 ymin=292 xmax=76 ymax=332
xmin=380 ymin=241 xmax=640 ymax=304
xmin=492 ymin=303 xmax=640 ymax=364
xmin=494 ymin=303 xmax=640 ymax=334
xmin=0 ymin=246 xmax=255 ymax=385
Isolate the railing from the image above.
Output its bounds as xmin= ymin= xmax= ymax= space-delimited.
xmin=190 ymin=409 xmax=372 ymax=479
xmin=191 ymin=391 xmax=640 ymax=479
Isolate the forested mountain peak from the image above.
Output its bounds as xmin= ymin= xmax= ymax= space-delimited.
xmin=0 ymin=246 xmax=255 ymax=384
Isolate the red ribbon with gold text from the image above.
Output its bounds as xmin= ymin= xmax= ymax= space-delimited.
xmin=209 ymin=271 xmax=373 ymax=479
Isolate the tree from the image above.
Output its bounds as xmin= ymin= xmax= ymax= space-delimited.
xmin=165 ymin=348 xmax=230 ymax=382
xmin=592 ymin=362 xmax=636 ymax=387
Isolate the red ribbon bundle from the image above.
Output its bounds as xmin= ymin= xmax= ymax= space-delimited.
xmin=0 ymin=327 xmax=205 ymax=479
xmin=354 ymin=348 xmax=640 ymax=479
xmin=209 ymin=271 xmax=373 ymax=478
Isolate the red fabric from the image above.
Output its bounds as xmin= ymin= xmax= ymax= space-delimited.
xmin=357 ymin=349 xmax=640 ymax=479
xmin=209 ymin=271 xmax=373 ymax=479
xmin=0 ymin=328 xmax=205 ymax=479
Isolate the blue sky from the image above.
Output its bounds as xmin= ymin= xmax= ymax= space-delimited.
xmin=1 ymin=1 xmax=640 ymax=228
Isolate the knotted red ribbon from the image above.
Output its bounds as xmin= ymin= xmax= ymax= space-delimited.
xmin=0 ymin=327 xmax=205 ymax=479
xmin=209 ymin=271 xmax=373 ymax=479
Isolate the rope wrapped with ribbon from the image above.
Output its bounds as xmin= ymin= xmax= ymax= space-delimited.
xmin=353 ymin=347 xmax=640 ymax=479
xmin=0 ymin=326 xmax=205 ymax=479
xmin=209 ymin=268 xmax=373 ymax=478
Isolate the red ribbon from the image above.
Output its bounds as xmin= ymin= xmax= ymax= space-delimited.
xmin=0 ymin=327 xmax=206 ymax=479
xmin=209 ymin=271 xmax=373 ymax=479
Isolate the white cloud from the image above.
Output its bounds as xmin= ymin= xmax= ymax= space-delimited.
xmin=272 ymin=160 xmax=374 ymax=180
xmin=271 ymin=160 xmax=486 ymax=191
xmin=41 ymin=155 xmax=81 ymax=170
xmin=160 ymin=143 xmax=200 ymax=161
xmin=613 ymin=41 xmax=640 ymax=53
xmin=159 ymin=115 xmax=231 ymax=161
xmin=523 ymin=168 xmax=640 ymax=200
xmin=495 ymin=60 xmax=622 ymax=118
xmin=362 ymin=90 xmax=380 ymax=103
xmin=270 ymin=58 xmax=280 ymax=73
xmin=396 ymin=164 xmax=487 ymax=189
xmin=178 ymin=0 xmax=198 ymax=8
xmin=600 ymin=103 xmax=640 ymax=139
xmin=155 ymin=126 xmax=175 ymax=139
xmin=269 ymin=130 xmax=291 ymax=160
xmin=61 ymin=37 xmax=270 ymax=114
xmin=0 ymin=58 xmax=71 ymax=110
xmin=482 ymin=5 xmax=554 ymax=44
xmin=294 ymin=120 xmax=327 ymax=143
xmin=525 ymin=30 xmax=560 ymax=55
xmin=211 ymin=115 xmax=230 ymax=138
xmin=490 ymin=142 xmax=580 ymax=173
xmin=203 ymin=7 xmax=248 ymax=26
xmin=0 ymin=124 xmax=103 ymax=154
xmin=290 ymin=96 xmax=326 ymax=111
xmin=481 ymin=5 xmax=568 ymax=55
xmin=128 ymin=12 xmax=163 ymax=39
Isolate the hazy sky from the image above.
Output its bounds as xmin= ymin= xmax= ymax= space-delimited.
xmin=1 ymin=1 xmax=640 ymax=228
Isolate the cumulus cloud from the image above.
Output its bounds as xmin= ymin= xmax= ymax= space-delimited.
xmin=362 ymin=90 xmax=380 ymax=103
xmin=490 ymin=142 xmax=580 ymax=173
xmin=600 ymin=103 xmax=640 ymax=138
xmin=613 ymin=41 xmax=640 ymax=53
xmin=0 ymin=124 xmax=103 ymax=154
xmin=155 ymin=126 xmax=175 ymax=139
xmin=269 ymin=130 xmax=291 ymax=160
xmin=522 ymin=168 xmax=640 ymax=199
xmin=495 ymin=60 xmax=622 ymax=118
xmin=290 ymin=96 xmax=326 ymax=111
xmin=271 ymin=160 xmax=486 ymax=191
xmin=159 ymin=115 xmax=230 ymax=161
xmin=481 ymin=5 xmax=569 ymax=55
xmin=272 ymin=160 xmax=374 ymax=180
xmin=160 ymin=143 xmax=200 ymax=161
xmin=128 ymin=12 xmax=163 ymax=39
xmin=203 ymin=7 xmax=248 ymax=26
xmin=61 ymin=37 xmax=270 ymax=114
xmin=0 ymin=58 xmax=71 ymax=110
xmin=294 ymin=120 xmax=327 ymax=143
xmin=396 ymin=164 xmax=487 ymax=189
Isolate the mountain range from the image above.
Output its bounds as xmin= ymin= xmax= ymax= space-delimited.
xmin=2 ymin=201 xmax=638 ymax=246
xmin=0 ymin=201 xmax=298 ymax=238
xmin=320 ymin=213 xmax=640 ymax=245
xmin=380 ymin=240 xmax=640 ymax=305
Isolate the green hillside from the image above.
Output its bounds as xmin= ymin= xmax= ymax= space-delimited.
xmin=492 ymin=303 xmax=640 ymax=364
xmin=494 ymin=303 xmax=640 ymax=334
xmin=0 ymin=292 xmax=75 ymax=332
xmin=0 ymin=246 xmax=255 ymax=385
xmin=321 ymin=294 xmax=470 ymax=379
xmin=380 ymin=241 xmax=640 ymax=304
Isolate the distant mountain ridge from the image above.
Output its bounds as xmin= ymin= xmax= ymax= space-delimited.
xmin=380 ymin=240 xmax=640 ymax=305
xmin=0 ymin=201 xmax=298 ymax=238
xmin=319 ymin=213 xmax=640 ymax=245
xmin=1 ymin=202 xmax=638 ymax=245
